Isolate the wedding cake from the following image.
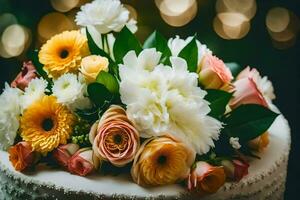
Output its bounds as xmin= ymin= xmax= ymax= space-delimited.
xmin=0 ymin=0 xmax=291 ymax=200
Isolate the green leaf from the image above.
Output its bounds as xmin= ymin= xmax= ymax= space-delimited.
xmin=87 ymin=82 xmax=114 ymax=107
xmin=178 ymin=36 xmax=198 ymax=72
xmin=225 ymin=62 xmax=242 ymax=77
xmin=113 ymin=26 xmax=142 ymax=63
xmin=96 ymin=71 xmax=119 ymax=94
xmin=205 ymin=89 xmax=233 ymax=118
xmin=86 ymin=28 xmax=109 ymax=58
xmin=143 ymin=31 xmax=171 ymax=63
xmin=31 ymin=49 xmax=48 ymax=79
xmin=223 ymin=104 xmax=279 ymax=142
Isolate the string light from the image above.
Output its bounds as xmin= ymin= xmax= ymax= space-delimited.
xmin=155 ymin=0 xmax=198 ymax=27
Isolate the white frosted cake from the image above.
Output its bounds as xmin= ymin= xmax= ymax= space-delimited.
xmin=0 ymin=115 xmax=290 ymax=200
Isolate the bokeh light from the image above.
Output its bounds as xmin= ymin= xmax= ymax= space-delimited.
xmin=38 ymin=12 xmax=75 ymax=43
xmin=50 ymin=0 xmax=80 ymax=13
xmin=214 ymin=0 xmax=256 ymax=40
xmin=155 ymin=0 xmax=198 ymax=27
xmin=266 ymin=7 xmax=300 ymax=49
xmin=124 ymin=4 xmax=138 ymax=20
xmin=0 ymin=24 xmax=30 ymax=58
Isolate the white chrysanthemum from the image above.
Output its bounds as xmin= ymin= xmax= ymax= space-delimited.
xmin=119 ymin=50 xmax=222 ymax=154
xmin=168 ymin=35 xmax=212 ymax=65
xmin=52 ymin=73 xmax=91 ymax=110
xmin=0 ymin=84 xmax=23 ymax=150
xmin=229 ymin=137 xmax=241 ymax=149
xmin=20 ymin=78 xmax=48 ymax=111
xmin=75 ymin=0 xmax=137 ymax=34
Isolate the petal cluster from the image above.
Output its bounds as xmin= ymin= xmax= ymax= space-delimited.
xmin=119 ymin=49 xmax=222 ymax=154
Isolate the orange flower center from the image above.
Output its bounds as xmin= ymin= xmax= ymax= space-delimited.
xmin=59 ymin=49 xmax=69 ymax=59
xmin=157 ymin=155 xmax=167 ymax=165
xmin=42 ymin=118 xmax=54 ymax=132
xmin=113 ymin=134 xmax=123 ymax=144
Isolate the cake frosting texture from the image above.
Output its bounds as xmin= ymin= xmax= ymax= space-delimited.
xmin=0 ymin=115 xmax=290 ymax=200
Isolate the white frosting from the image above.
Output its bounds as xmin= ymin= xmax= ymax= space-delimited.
xmin=0 ymin=115 xmax=291 ymax=200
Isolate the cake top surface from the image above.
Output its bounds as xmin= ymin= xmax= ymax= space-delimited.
xmin=0 ymin=115 xmax=290 ymax=199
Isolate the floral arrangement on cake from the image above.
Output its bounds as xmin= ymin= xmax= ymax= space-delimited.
xmin=0 ymin=0 xmax=279 ymax=197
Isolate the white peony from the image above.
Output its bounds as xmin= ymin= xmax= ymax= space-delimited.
xmin=0 ymin=84 xmax=23 ymax=150
xmin=20 ymin=77 xmax=48 ymax=111
xmin=119 ymin=49 xmax=222 ymax=154
xmin=168 ymin=35 xmax=212 ymax=65
xmin=76 ymin=0 xmax=137 ymax=34
xmin=52 ymin=73 xmax=91 ymax=110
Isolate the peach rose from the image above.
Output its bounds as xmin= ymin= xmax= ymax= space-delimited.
xmin=8 ymin=141 xmax=40 ymax=171
xmin=131 ymin=135 xmax=196 ymax=187
xmin=90 ymin=105 xmax=140 ymax=167
xmin=198 ymin=54 xmax=233 ymax=90
xmin=248 ymin=132 xmax=269 ymax=151
xmin=221 ymin=159 xmax=249 ymax=181
xmin=80 ymin=55 xmax=109 ymax=82
xmin=67 ymin=148 xmax=100 ymax=176
xmin=11 ymin=61 xmax=37 ymax=91
xmin=52 ymin=143 xmax=80 ymax=168
xmin=230 ymin=76 xmax=268 ymax=109
xmin=187 ymin=161 xmax=225 ymax=196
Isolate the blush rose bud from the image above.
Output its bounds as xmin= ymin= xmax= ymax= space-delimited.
xmin=52 ymin=143 xmax=80 ymax=168
xmin=11 ymin=61 xmax=37 ymax=91
xmin=80 ymin=55 xmax=109 ymax=83
xmin=8 ymin=141 xmax=40 ymax=172
xmin=90 ymin=105 xmax=140 ymax=167
xmin=67 ymin=148 xmax=101 ymax=176
xmin=187 ymin=161 xmax=226 ymax=196
xmin=221 ymin=159 xmax=249 ymax=181
xmin=198 ymin=54 xmax=233 ymax=90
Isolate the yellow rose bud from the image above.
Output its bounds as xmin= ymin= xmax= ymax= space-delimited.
xmin=80 ymin=55 xmax=109 ymax=82
xmin=248 ymin=132 xmax=270 ymax=152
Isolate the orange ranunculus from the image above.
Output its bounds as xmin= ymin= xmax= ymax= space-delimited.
xmin=187 ymin=161 xmax=226 ymax=196
xmin=8 ymin=141 xmax=40 ymax=171
xmin=131 ymin=135 xmax=195 ymax=187
xmin=248 ymin=132 xmax=270 ymax=151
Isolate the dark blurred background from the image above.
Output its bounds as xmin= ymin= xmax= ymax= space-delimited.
xmin=0 ymin=0 xmax=299 ymax=199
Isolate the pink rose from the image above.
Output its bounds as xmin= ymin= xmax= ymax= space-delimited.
xmin=11 ymin=61 xmax=37 ymax=91
xmin=52 ymin=143 xmax=80 ymax=168
xmin=90 ymin=105 xmax=140 ymax=167
xmin=187 ymin=161 xmax=226 ymax=196
xmin=198 ymin=54 xmax=233 ymax=90
xmin=8 ymin=141 xmax=40 ymax=171
xmin=221 ymin=159 xmax=249 ymax=181
xmin=230 ymin=77 xmax=268 ymax=109
xmin=67 ymin=148 xmax=100 ymax=176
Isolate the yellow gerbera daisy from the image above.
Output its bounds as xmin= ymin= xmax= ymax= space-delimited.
xmin=39 ymin=30 xmax=89 ymax=78
xmin=20 ymin=96 xmax=76 ymax=154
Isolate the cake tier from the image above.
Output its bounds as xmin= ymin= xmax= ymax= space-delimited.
xmin=0 ymin=115 xmax=290 ymax=200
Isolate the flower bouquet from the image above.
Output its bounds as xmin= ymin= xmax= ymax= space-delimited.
xmin=0 ymin=0 xmax=279 ymax=197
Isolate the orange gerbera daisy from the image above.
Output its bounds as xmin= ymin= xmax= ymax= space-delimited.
xmin=20 ymin=96 xmax=76 ymax=154
xmin=39 ymin=30 xmax=89 ymax=78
